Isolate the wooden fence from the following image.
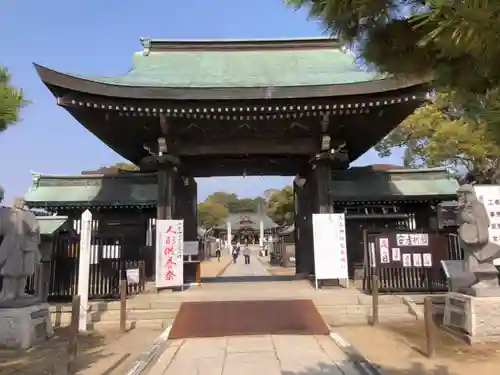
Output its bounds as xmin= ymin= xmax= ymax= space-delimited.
xmin=45 ymin=233 xmax=145 ymax=302
xmin=363 ymin=230 xmax=463 ymax=294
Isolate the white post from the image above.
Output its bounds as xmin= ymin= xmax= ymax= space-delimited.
xmin=77 ymin=209 xmax=92 ymax=332
xmin=227 ymin=220 xmax=232 ymax=252
xmin=259 ymin=219 xmax=264 ymax=247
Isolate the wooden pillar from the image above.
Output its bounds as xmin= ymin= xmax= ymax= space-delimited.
xmin=294 ymin=181 xmax=305 ymax=276
xmin=314 ymin=161 xmax=333 ymax=214
xmin=157 ymin=166 xmax=173 ymax=220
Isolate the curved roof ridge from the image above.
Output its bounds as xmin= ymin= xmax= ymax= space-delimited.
xmin=30 ymin=171 xmax=157 ymax=179
xmin=140 ymin=36 xmax=342 ymax=52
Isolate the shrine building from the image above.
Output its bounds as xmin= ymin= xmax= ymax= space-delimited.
xmin=213 ymin=212 xmax=279 ymax=245
xmin=32 ymin=37 xmax=436 ymax=278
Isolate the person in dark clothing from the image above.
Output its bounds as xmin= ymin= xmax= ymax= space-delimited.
xmin=243 ymin=245 xmax=250 ymax=264
xmin=232 ymin=246 xmax=238 ymax=264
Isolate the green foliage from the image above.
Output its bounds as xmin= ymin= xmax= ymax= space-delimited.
xmin=84 ymin=163 xmax=139 ymax=174
xmin=197 ymin=199 xmax=229 ymax=228
xmin=0 ymin=67 xmax=27 ymax=132
xmin=265 ymin=186 xmax=294 ymax=226
xmin=286 ymin=0 xmax=500 ymax=127
xmin=197 ymin=188 xmax=295 ymax=228
xmin=375 ymin=93 xmax=500 ymax=181
xmin=112 ymin=162 xmax=139 ymax=171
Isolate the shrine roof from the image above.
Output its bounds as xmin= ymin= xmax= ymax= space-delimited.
xmin=37 ymin=216 xmax=70 ymax=235
xmin=213 ymin=212 xmax=278 ymax=231
xmin=329 ymin=167 xmax=459 ymax=202
xmin=24 ymin=172 xmax=158 ymax=209
xmin=34 ymin=37 xmax=427 ymax=100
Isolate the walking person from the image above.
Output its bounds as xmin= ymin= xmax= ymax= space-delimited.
xmin=232 ymin=246 xmax=238 ymax=264
xmin=243 ymin=244 xmax=250 ymax=265
xmin=215 ymin=238 xmax=221 ymax=262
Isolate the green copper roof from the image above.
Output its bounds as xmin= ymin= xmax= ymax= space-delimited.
xmin=329 ymin=167 xmax=459 ymax=201
xmin=85 ymin=52 xmax=375 ymax=88
xmin=37 ymin=216 xmax=69 ymax=235
xmin=64 ymin=38 xmax=378 ymax=89
xmin=25 ymin=172 xmax=157 ymax=208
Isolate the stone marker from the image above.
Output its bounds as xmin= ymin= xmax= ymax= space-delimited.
xmin=0 ymin=186 xmax=52 ymax=349
xmin=77 ymin=209 xmax=92 ymax=332
xmin=443 ymin=184 xmax=500 ymax=343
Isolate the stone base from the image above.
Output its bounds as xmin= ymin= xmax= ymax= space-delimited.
xmin=443 ymin=292 xmax=500 ymax=344
xmin=0 ymin=303 xmax=53 ymax=349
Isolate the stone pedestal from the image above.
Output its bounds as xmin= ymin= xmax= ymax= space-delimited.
xmin=443 ymin=292 xmax=500 ymax=343
xmin=0 ymin=304 xmax=53 ymax=349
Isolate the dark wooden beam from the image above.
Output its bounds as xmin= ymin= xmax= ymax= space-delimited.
xmin=182 ymin=155 xmax=308 ymax=177
xmin=176 ymin=138 xmax=317 ymax=156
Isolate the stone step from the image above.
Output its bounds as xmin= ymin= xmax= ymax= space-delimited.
xmin=90 ymin=308 xmax=179 ymax=322
xmin=322 ymin=313 xmax=416 ymax=326
xmin=88 ymin=319 xmax=173 ymax=331
xmin=315 ymin=303 xmax=411 ymax=316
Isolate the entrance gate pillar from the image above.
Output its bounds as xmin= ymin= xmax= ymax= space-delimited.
xmin=174 ymin=175 xmax=197 ymax=242
xmin=259 ymin=218 xmax=264 ymax=247
xmin=227 ymin=220 xmax=232 ymax=251
xmin=157 ymin=167 xmax=173 ymax=220
xmin=295 ymin=161 xmax=333 ymax=277
xmin=313 ymin=160 xmax=333 ymax=214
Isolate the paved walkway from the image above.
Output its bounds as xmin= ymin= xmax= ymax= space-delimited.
xmin=200 ymin=254 xmax=233 ymax=277
xmin=147 ymin=334 xmax=362 ymax=375
xmin=220 ymin=250 xmax=271 ymax=278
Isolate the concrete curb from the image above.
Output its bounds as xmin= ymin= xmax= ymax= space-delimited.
xmin=125 ymin=325 xmax=172 ymax=375
xmin=329 ymin=331 xmax=382 ymax=375
xmin=214 ymin=258 xmax=233 ymax=277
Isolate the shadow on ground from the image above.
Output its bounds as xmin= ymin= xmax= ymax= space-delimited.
xmin=201 ymin=275 xmax=300 ymax=283
xmin=386 ymin=321 xmax=500 ymax=361
xmin=0 ymin=326 xmax=122 ymax=375
xmin=285 ymin=360 xmax=453 ymax=375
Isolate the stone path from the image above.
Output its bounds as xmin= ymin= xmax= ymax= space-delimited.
xmin=147 ymin=334 xmax=363 ymax=375
xmin=200 ymin=254 xmax=233 ymax=277
xmin=220 ymin=250 xmax=271 ymax=278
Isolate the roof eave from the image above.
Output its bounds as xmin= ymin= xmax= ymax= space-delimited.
xmin=34 ymin=63 xmax=430 ymax=101
xmin=331 ymin=194 xmax=457 ymax=203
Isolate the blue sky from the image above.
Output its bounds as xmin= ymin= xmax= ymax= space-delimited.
xmin=0 ymin=0 xmax=402 ymax=204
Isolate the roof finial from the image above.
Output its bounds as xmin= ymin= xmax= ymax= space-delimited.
xmin=140 ymin=37 xmax=152 ymax=56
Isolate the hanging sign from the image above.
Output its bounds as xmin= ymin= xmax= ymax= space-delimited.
xmin=402 ymin=254 xmax=412 ymax=267
xmin=379 ymin=238 xmax=390 ymax=264
xmin=312 ymin=214 xmax=348 ymax=287
xmin=126 ymin=268 xmax=140 ymax=284
xmin=396 ymin=233 xmax=429 ymax=247
xmin=155 ymin=219 xmax=184 ymax=288
xmin=391 ymin=247 xmax=401 ymax=262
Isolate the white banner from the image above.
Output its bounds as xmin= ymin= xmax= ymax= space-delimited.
xmin=473 ymin=185 xmax=500 ymax=265
xmin=312 ymin=213 xmax=348 ymax=284
xmin=156 ymin=219 xmax=184 ymax=288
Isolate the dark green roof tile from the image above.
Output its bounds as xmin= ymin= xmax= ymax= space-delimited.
xmin=329 ymin=167 xmax=459 ymax=201
xmin=25 ymin=172 xmax=157 ymax=208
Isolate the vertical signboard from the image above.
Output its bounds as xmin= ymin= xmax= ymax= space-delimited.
xmin=312 ymin=213 xmax=348 ymax=290
xmin=473 ymin=185 xmax=500 ymax=265
xmin=156 ymin=219 xmax=184 ymax=289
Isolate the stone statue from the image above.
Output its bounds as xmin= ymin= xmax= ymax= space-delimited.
xmin=0 ymin=187 xmax=42 ymax=307
xmin=457 ymin=184 xmax=500 ymax=296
